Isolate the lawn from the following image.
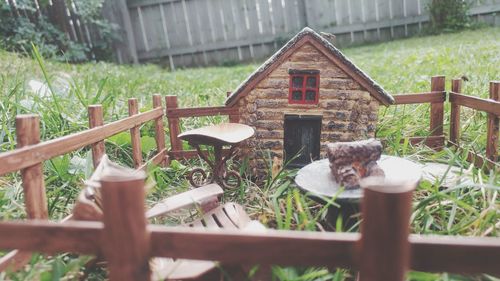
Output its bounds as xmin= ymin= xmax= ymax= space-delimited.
xmin=0 ymin=27 xmax=499 ymax=280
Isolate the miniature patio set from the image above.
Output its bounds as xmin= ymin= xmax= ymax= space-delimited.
xmin=0 ymin=28 xmax=499 ymax=280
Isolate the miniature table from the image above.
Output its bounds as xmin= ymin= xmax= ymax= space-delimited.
xmin=178 ymin=123 xmax=254 ymax=189
xmin=295 ymin=155 xmax=422 ymax=227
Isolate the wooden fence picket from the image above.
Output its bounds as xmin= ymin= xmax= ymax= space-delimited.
xmin=165 ymin=95 xmax=182 ymax=152
xmin=450 ymin=79 xmax=462 ymax=146
xmin=88 ymin=105 xmax=106 ymax=168
xmin=152 ymin=94 xmax=168 ymax=166
xmin=430 ymin=76 xmax=446 ymax=149
xmin=128 ymin=98 xmax=143 ymax=168
xmin=101 ymin=171 xmax=151 ymax=281
xmin=486 ymin=82 xmax=500 ymax=162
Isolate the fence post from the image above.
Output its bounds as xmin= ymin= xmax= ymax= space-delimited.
xmin=486 ymin=81 xmax=500 ymax=162
xmin=430 ymin=76 xmax=446 ymax=149
xmin=2 ymin=115 xmax=50 ymax=271
xmin=359 ymin=179 xmax=416 ymax=281
xmin=165 ymin=95 xmax=182 ymax=152
xmin=16 ymin=115 xmax=48 ymax=219
xmin=101 ymin=170 xmax=150 ymax=281
xmin=88 ymin=105 xmax=106 ymax=168
xmin=450 ymin=79 xmax=462 ymax=146
xmin=153 ymin=94 xmax=168 ymax=166
xmin=128 ymin=98 xmax=143 ymax=168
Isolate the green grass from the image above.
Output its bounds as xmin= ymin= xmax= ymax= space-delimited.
xmin=0 ymin=27 xmax=499 ymax=280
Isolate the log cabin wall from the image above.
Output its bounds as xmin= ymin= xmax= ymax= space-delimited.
xmin=234 ymin=42 xmax=381 ymax=174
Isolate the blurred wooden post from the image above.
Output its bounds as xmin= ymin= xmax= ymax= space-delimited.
xmin=128 ymin=98 xmax=143 ymax=168
xmin=227 ymin=92 xmax=239 ymax=123
xmin=88 ymin=105 xmax=106 ymax=168
xmin=486 ymin=81 xmax=500 ymax=162
xmin=101 ymin=170 xmax=150 ymax=281
xmin=430 ymin=76 xmax=445 ymax=149
xmin=359 ymin=179 xmax=416 ymax=281
xmin=16 ymin=115 xmax=48 ymax=219
xmin=165 ymin=95 xmax=182 ymax=152
xmin=2 ymin=115 xmax=50 ymax=272
xmin=153 ymin=94 xmax=168 ymax=166
xmin=449 ymin=79 xmax=462 ymax=146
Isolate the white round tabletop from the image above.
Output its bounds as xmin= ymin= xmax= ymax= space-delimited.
xmin=295 ymin=155 xmax=422 ymax=201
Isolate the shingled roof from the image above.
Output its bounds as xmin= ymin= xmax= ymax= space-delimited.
xmin=225 ymin=27 xmax=394 ymax=107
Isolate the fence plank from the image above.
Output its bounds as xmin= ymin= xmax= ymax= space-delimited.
xmin=486 ymin=81 xmax=500 ymax=162
xmin=152 ymin=95 xmax=167 ymax=166
xmin=128 ymin=98 xmax=143 ymax=168
xmin=271 ymin=0 xmax=286 ymax=34
xmin=0 ymin=108 xmax=163 ymax=175
xmin=1 ymin=220 xmax=499 ymax=275
xmin=112 ymin=0 xmax=500 ymax=66
xmin=16 ymin=115 xmax=48 ymax=220
xmin=430 ymin=76 xmax=445 ymax=148
xmin=149 ymin=226 xmax=359 ymax=267
xmin=141 ymin=5 xmax=165 ymax=52
xmin=410 ymin=235 xmax=500 ymax=275
xmin=0 ymin=221 xmax=102 ymax=255
xmin=450 ymin=79 xmax=462 ymax=146
xmin=448 ymin=92 xmax=500 ymax=115
xmin=165 ymin=96 xmax=182 ymax=151
xmin=167 ymin=106 xmax=238 ymax=118
xmin=88 ymin=105 xmax=106 ymax=168
xmin=393 ymin=91 xmax=446 ymax=104
xmin=101 ymin=171 xmax=150 ymax=281
xmin=359 ymin=180 xmax=415 ymax=281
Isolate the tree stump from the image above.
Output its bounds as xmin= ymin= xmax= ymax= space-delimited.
xmin=327 ymin=139 xmax=384 ymax=189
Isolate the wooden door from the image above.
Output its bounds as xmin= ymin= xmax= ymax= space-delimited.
xmin=284 ymin=115 xmax=322 ymax=168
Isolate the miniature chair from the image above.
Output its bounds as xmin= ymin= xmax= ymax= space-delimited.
xmin=72 ymin=155 xmax=265 ymax=280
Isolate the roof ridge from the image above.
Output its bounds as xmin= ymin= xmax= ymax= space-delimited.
xmin=225 ymin=27 xmax=394 ymax=106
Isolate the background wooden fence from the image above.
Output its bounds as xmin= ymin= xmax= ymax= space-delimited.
xmin=106 ymin=0 xmax=500 ymax=68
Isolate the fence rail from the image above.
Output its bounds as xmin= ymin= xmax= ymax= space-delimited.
xmin=0 ymin=95 xmax=168 ymax=272
xmin=1 ymin=77 xmax=500 ymax=278
xmin=448 ymin=80 xmax=500 ymax=169
xmin=104 ymin=0 xmax=500 ymax=67
xmin=0 ymin=177 xmax=499 ymax=280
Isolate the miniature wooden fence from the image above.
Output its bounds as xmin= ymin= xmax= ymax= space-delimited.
xmin=166 ymin=76 xmax=500 ymax=172
xmin=391 ymin=75 xmax=447 ymax=149
xmin=448 ymin=79 xmax=500 ymax=170
xmin=0 ymin=95 xmax=168 ymax=271
xmin=166 ymin=76 xmax=447 ymax=161
xmin=0 ymin=175 xmax=499 ymax=281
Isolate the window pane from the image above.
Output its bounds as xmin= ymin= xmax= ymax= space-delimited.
xmin=305 ymin=90 xmax=316 ymax=101
xmin=306 ymin=77 xmax=317 ymax=88
xmin=292 ymin=76 xmax=304 ymax=88
xmin=292 ymin=90 xmax=302 ymax=100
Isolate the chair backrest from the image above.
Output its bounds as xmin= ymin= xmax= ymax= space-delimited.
xmin=72 ymin=155 xmax=144 ymax=221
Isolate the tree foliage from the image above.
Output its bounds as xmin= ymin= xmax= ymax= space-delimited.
xmin=0 ymin=0 xmax=118 ymax=62
xmin=428 ymin=0 xmax=471 ymax=33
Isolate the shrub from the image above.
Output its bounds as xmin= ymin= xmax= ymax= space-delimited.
xmin=427 ymin=0 xmax=471 ymax=33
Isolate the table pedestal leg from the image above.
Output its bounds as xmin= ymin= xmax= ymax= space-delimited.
xmin=326 ymin=201 xmax=360 ymax=231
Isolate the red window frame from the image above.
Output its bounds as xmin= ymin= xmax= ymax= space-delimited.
xmin=288 ymin=73 xmax=320 ymax=104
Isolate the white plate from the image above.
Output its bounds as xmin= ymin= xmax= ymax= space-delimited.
xmin=295 ymin=155 xmax=422 ymax=200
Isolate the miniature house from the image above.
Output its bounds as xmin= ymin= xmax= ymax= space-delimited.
xmin=225 ymin=27 xmax=394 ymax=172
